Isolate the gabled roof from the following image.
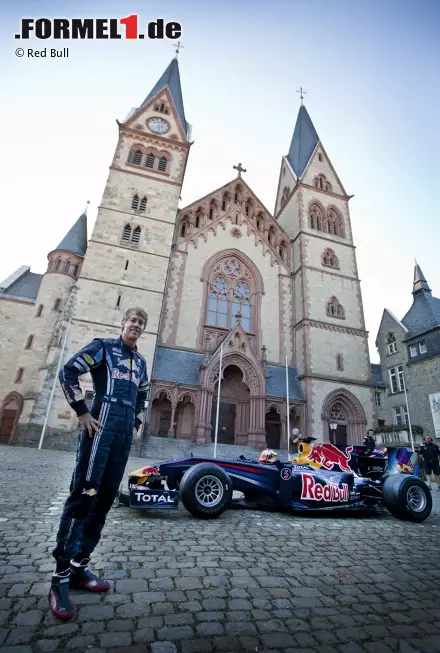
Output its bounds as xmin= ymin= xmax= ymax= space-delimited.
xmin=53 ymin=212 xmax=88 ymax=257
xmin=374 ymin=308 xmax=408 ymax=346
xmin=287 ymin=105 xmax=320 ymax=178
xmin=0 ymin=266 xmax=42 ymax=302
xmin=140 ymin=57 xmax=188 ymax=138
xmin=401 ymin=264 xmax=440 ymax=339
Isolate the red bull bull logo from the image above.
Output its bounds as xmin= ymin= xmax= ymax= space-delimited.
xmin=306 ymin=444 xmax=353 ymax=472
xmin=141 ymin=466 xmax=160 ymax=477
xmin=301 ymin=473 xmax=349 ymax=502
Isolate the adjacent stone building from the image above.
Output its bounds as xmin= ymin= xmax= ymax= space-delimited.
xmin=0 ymin=57 xmax=376 ymax=451
xmin=374 ymin=263 xmax=440 ymax=441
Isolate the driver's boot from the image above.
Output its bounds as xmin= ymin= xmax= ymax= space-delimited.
xmin=69 ymin=556 xmax=111 ymax=592
xmin=49 ymin=568 xmax=75 ymax=620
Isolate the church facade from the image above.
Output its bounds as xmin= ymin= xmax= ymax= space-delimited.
xmin=0 ymin=57 xmax=375 ymax=451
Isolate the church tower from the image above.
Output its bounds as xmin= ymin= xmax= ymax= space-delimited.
xmin=35 ymin=56 xmax=192 ymax=443
xmin=275 ymin=101 xmax=374 ymax=444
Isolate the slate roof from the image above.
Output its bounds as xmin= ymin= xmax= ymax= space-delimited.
xmin=370 ymin=363 xmax=386 ymax=388
xmin=401 ymin=264 xmax=440 ymax=339
xmin=266 ymin=365 xmax=304 ymax=401
xmin=140 ymin=58 xmax=189 ymax=138
xmin=54 ymin=212 xmax=88 ymax=257
xmin=0 ymin=267 xmax=42 ymax=301
xmin=152 ymin=347 xmax=203 ymax=386
xmin=151 ymin=347 xmax=305 ymax=401
xmin=287 ymin=105 xmax=320 ymax=178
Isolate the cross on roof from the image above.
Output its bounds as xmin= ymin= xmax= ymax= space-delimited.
xmin=233 ymin=162 xmax=246 ymax=178
xmin=296 ymin=86 xmax=307 ymax=104
xmin=174 ymin=41 xmax=184 ymax=57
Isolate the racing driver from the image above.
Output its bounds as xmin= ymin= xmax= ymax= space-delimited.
xmin=49 ymin=307 xmax=149 ymax=620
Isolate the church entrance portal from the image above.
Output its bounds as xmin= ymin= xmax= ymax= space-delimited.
xmin=322 ymin=389 xmax=367 ymax=445
xmin=211 ymin=365 xmax=249 ymax=445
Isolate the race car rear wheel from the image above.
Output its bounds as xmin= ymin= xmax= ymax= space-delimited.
xmin=382 ymin=474 xmax=432 ymax=522
xmin=180 ymin=463 xmax=232 ymax=519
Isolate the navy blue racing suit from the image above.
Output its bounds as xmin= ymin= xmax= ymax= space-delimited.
xmin=52 ymin=335 xmax=148 ymax=568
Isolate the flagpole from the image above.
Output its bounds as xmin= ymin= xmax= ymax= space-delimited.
xmin=285 ymin=355 xmax=290 ymax=460
xmin=213 ymin=342 xmax=223 ymax=459
xmin=39 ymin=315 xmax=72 ymax=450
xmin=402 ymin=372 xmax=415 ymax=452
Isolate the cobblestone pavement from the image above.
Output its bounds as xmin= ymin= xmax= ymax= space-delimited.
xmin=1 ymin=447 xmax=440 ymax=653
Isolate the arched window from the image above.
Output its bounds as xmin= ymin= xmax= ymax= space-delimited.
xmin=132 ymin=194 xmax=139 ymax=210
xmin=256 ymin=212 xmax=264 ymax=232
xmin=281 ymin=186 xmax=290 ymax=205
xmin=145 ymin=153 xmax=155 ymax=168
xmin=234 ymin=186 xmax=242 ymax=204
xmin=268 ymin=226 xmax=276 ymax=245
xmin=195 ymin=208 xmax=204 ymax=226
xmin=131 ymin=149 xmax=142 ymax=165
xmin=206 ymin=258 xmax=253 ymax=332
xmin=122 ymin=224 xmax=131 ymax=242
xmin=73 ymin=263 xmax=79 ymax=277
xmin=309 ymin=203 xmax=324 ymax=231
xmin=180 ymin=222 xmax=188 ymax=238
xmin=322 ymin=248 xmax=339 ymax=268
xmin=55 ymin=259 xmax=61 ymax=272
xmin=36 ymin=304 xmax=43 ymax=317
xmin=158 ymin=156 xmax=168 ymax=172
xmin=279 ymin=241 xmax=287 ymax=261
xmin=313 ymin=174 xmax=332 ymax=193
xmin=245 ymin=199 xmax=253 ymax=217
xmin=221 ymin=193 xmax=230 ymax=212
xmin=195 ymin=215 xmax=200 ymax=229
xmin=327 ymin=207 xmax=345 ymax=238
xmin=139 ymin=196 xmax=147 ymax=212
xmin=131 ymin=226 xmax=141 ymax=245
xmin=326 ymin=296 xmax=345 ymax=319
xmin=53 ymin=298 xmax=61 ymax=311
xmin=64 ymin=261 xmax=70 ymax=274
xmin=336 ymin=354 xmax=344 ymax=371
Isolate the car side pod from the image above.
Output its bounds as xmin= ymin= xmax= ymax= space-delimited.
xmin=382 ymin=474 xmax=432 ymax=522
xmin=179 ymin=463 xmax=233 ymax=519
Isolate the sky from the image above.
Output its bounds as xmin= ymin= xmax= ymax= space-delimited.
xmin=1 ymin=0 xmax=439 ymax=363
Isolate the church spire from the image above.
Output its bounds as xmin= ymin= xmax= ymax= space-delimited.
xmin=52 ymin=208 xmax=88 ymax=257
xmin=287 ymin=104 xmax=320 ymax=178
xmin=140 ymin=57 xmax=188 ymax=137
xmin=413 ymin=260 xmax=431 ymax=294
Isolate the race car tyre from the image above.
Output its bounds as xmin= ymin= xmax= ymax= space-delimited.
xmin=382 ymin=474 xmax=432 ymax=522
xmin=180 ymin=463 xmax=232 ymax=519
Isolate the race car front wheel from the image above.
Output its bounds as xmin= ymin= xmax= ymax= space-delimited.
xmin=382 ymin=474 xmax=432 ymax=522
xmin=180 ymin=463 xmax=232 ymax=519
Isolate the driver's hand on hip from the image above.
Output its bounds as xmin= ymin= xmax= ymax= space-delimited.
xmin=78 ymin=413 xmax=104 ymax=438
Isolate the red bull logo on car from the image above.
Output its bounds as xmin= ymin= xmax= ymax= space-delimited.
xmin=301 ymin=473 xmax=349 ymax=502
xmin=294 ymin=442 xmax=353 ymax=472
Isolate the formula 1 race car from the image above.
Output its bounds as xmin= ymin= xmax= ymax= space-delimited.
xmin=119 ymin=443 xmax=432 ymax=523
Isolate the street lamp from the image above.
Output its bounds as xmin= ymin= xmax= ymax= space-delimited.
xmin=329 ymin=422 xmax=338 ymax=445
